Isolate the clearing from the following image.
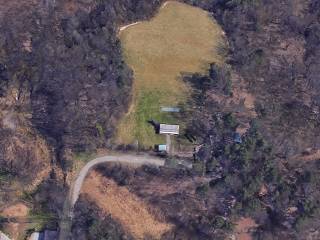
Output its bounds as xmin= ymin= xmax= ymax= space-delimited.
xmin=116 ymin=1 xmax=225 ymax=147
xmin=81 ymin=171 xmax=172 ymax=239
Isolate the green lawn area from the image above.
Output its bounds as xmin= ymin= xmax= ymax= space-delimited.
xmin=116 ymin=1 xmax=225 ymax=147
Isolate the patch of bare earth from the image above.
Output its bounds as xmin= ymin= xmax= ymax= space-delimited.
xmin=291 ymin=149 xmax=320 ymax=162
xmin=62 ymin=0 xmax=96 ymax=15
xmin=81 ymin=171 xmax=172 ymax=239
xmin=1 ymin=203 xmax=30 ymax=240
xmin=234 ymin=217 xmax=258 ymax=240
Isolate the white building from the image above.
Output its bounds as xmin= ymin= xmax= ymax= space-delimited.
xmin=0 ymin=231 xmax=12 ymax=240
xmin=28 ymin=231 xmax=58 ymax=240
xmin=29 ymin=232 xmax=40 ymax=240
xmin=159 ymin=124 xmax=179 ymax=135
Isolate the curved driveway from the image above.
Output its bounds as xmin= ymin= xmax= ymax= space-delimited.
xmin=70 ymin=154 xmax=165 ymax=206
xmin=59 ymin=153 xmax=165 ymax=240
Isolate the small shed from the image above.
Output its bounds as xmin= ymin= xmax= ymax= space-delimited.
xmin=159 ymin=124 xmax=179 ymax=135
xmin=155 ymin=144 xmax=167 ymax=152
xmin=28 ymin=230 xmax=58 ymax=240
xmin=160 ymin=107 xmax=180 ymax=113
xmin=234 ymin=132 xmax=242 ymax=144
xmin=29 ymin=232 xmax=41 ymax=240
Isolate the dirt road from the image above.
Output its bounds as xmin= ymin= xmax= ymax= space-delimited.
xmin=119 ymin=21 xmax=141 ymax=32
xmin=58 ymin=153 xmax=165 ymax=240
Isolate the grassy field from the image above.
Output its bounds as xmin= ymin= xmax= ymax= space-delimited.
xmin=116 ymin=1 xmax=225 ymax=147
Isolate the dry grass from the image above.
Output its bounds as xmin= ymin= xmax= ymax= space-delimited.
xmin=116 ymin=1 xmax=224 ymax=146
xmin=1 ymin=203 xmax=30 ymax=240
xmin=291 ymin=149 xmax=320 ymax=162
xmin=82 ymin=171 xmax=172 ymax=239
xmin=234 ymin=217 xmax=258 ymax=240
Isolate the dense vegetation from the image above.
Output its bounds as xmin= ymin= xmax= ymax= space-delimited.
xmin=0 ymin=0 xmax=163 ymax=174
xmin=72 ymin=197 xmax=133 ymax=240
xmin=193 ymin=112 xmax=320 ymax=239
xmin=0 ymin=0 xmax=320 ymax=239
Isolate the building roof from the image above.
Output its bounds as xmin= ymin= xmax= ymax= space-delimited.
xmin=157 ymin=144 xmax=167 ymax=151
xmin=29 ymin=232 xmax=41 ymax=240
xmin=234 ymin=132 xmax=242 ymax=143
xmin=28 ymin=231 xmax=58 ymax=240
xmin=159 ymin=124 xmax=179 ymax=135
xmin=160 ymin=107 xmax=180 ymax=112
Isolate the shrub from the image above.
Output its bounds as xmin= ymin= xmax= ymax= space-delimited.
xmin=196 ymin=183 xmax=210 ymax=197
xmin=223 ymin=113 xmax=237 ymax=129
xmin=211 ymin=216 xmax=233 ymax=231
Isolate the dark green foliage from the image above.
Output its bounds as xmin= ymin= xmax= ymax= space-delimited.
xmin=88 ymin=217 xmax=127 ymax=240
xmin=0 ymin=168 xmax=12 ymax=183
xmin=201 ymin=112 xmax=320 ymax=234
xmin=72 ymin=198 xmax=133 ymax=240
xmin=184 ymin=73 xmax=214 ymax=92
xmin=209 ymin=63 xmax=232 ymax=95
xmin=183 ymin=63 xmax=232 ymax=97
xmin=211 ymin=216 xmax=233 ymax=230
xmin=249 ymin=49 xmax=264 ymax=67
xmin=196 ymin=183 xmax=210 ymax=197
xmin=255 ymin=102 xmax=267 ymax=117
xmin=223 ymin=113 xmax=237 ymax=129
xmin=203 ymin=120 xmax=267 ymax=205
xmin=186 ymin=0 xmax=320 ymax=238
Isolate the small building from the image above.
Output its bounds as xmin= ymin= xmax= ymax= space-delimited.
xmin=28 ymin=230 xmax=58 ymax=240
xmin=234 ymin=132 xmax=242 ymax=144
xmin=160 ymin=107 xmax=180 ymax=113
xmin=29 ymin=232 xmax=41 ymax=240
xmin=159 ymin=124 xmax=179 ymax=135
xmin=155 ymin=144 xmax=167 ymax=152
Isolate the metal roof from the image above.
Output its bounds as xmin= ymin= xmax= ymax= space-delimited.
xmin=159 ymin=124 xmax=179 ymax=135
xmin=158 ymin=144 xmax=167 ymax=151
xmin=29 ymin=233 xmax=41 ymax=240
xmin=234 ymin=132 xmax=242 ymax=143
xmin=160 ymin=107 xmax=180 ymax=112
xmin=28 ymin=231 xmax=58 ymax=240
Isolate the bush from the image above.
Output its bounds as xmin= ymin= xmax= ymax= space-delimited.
xmin=223 ymin=113 xmax=237 ymax=129
xmin=196 ymin=183 xmax=210 ymax=197
xmin=89 ymin=218 xmax=128 ymax=240
xmin=211 ymin=216 xmax=233 ymax=231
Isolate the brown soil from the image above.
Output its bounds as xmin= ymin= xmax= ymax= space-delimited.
xmin=63 ymin=0 xmax=96 ymax=15
xmin=292 ymin=149 xmax=320 ymax=162
xmin=234 ymin=217 xmax=258 ymax=240
xmin=1 ymin=203 xmax=30 ymax=240
xmin=81 ymin=171 xmax=172 ymax=239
